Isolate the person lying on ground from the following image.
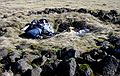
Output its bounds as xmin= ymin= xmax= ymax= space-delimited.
xmin=21 ymin=19 xmax=54 ymax=39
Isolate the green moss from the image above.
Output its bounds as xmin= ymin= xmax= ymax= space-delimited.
xmin=79 ymin=64 xmax=94 ymax=76
xmin=19 ymin=41 xmax=27 ymax=45
xmin=109 ymin=44 xmax=115 ymax=49
xmin=79 ymin=64 xmax=88 ymax=71
xmin=51 ymin=48 xmax=59 ymax=52
xmin=86 ymin=46 xmax=100 ymax=52
xmin=51 ymin=46 xmax=61 ymax=52
xmin=6 ymin=47 xmax=13 ymax=53
xmin=32 ymin=63 xmax=38 ymax=68
xmin=108 ymin=31 xmax=114 ymax=38
xmin=94 ymin=37 xmax=106 ymax=43
xmin=30 ymin=44 xmax=39 ymax=50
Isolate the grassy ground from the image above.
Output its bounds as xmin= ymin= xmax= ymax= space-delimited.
xmin=0 ymin=0 xmax=120 ymax=53
xmin=0 ymin=0 xmax=120 ymax=13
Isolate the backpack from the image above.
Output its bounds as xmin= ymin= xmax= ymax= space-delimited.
xmin=26 ymin=27 xmax=42 ymax=39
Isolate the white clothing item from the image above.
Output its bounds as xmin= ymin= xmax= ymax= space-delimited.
xmin=43 ymin=23 xmax=54 ymax=33
xmin=76 ymin=29 xmax=90 ymax=36
xmin=21 ymin=25 xmax=30 ymax=31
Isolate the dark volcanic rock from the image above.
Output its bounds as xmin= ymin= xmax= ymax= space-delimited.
xmin=105 ymin=35 xmax=120 ymax=58
xmin=0 ymin=48 xmax=8 ymax=59
xmin=114 ymin=16 xmax=120 ymax=24
xmin=11 ymin=61 xmax=22 ymax=74
xmin=57 ymin=22 xmax=70 ymax=32
xmin=97 ymin=10 xmax=106 ymax=17
xmin=72 ymin=21 xmax=88 ymax=30
xmin=0 ymin=27 xmax=7 ymax=36
xmin=41 ymin=64 xmax=55 ymax=76
xmin=57 ymin=47 xmax=80 ymax=60
xmin=42 ymin=8 xmax=73 ymax=14
xmin=98 ymin=56 xmax=119 ymax=76
xmin=27 ymin=11 xmax=37 ymax=16
xmin=31 ymin=67 xmax=42 ymax=76
xmin=108 ymin=35 xmax=119 ymax=45
xmin=56 ymin=58 xmax=76 ymax=76
xmin=77 ymin=8 xmax=88 ymax=13
xmin=81 ymin=49 xmax=107 ymax=62
xmin=115 ymin=62 xmax=120 ymax=76
xmin=41 ymin=50 xmax=53 ymax=58
xmin=40 ymin=59 xmax=61 ymax=76
xmin=21 ymin=69 xmax=31 ymax=76
xmin=81 ymin=53 xmax=96 ymax=63
xmin=109 ymin=10 xmax=118 ymax=16
xmin=112 ymin=48 xmax=120 ymax=59
xmin=32 ymin=56 xmax=47 ymax=66
xmin=26 ymin=8 xmax=120 ymax=25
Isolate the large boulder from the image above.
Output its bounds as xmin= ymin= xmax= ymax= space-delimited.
xmin=11 ymin=61 xmax=22 ymax=74
xmin=21 ymin=69 xmax=31 ymax=76
xmin=56 ymin=58 xmax=76 ymax=76
xmin=113 ymin=48 xmax=120 ymax=59
xmin=32 ymin=56 xmax=47 ymax=66
xmin=9 ymin=51 xmax=20 ymax=62
xmin=17 ymin=59 xmax=33 ymax=72
xmin=41 ymin=64 xmax=55 ymax=76
xmin=115 ymin=62 xmax=120 ymax=76
xmin=40 ymin=59 xmax=61 ymax=76
xmin=98 ymin=56 xmax=119 ymax=76
xmin=0 ymin=48 xmax=8 ymax=59
xmin=81 ymin=49 xmax=107 ymax=63
xmin=31 ymin=67 xmax=42 ymax=76
xmin=57 ymin=47 xmax=80 ymax=60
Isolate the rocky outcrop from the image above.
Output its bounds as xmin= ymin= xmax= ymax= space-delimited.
xmin=56 ymin=58 xmax=76 ymax=76
xmin=0 ymin=6 xmax=120 ymax=76
xmin=27 ymin=8 xmax=120 ymax=25
xmin=1 ymin=43 xmax=120 ymax=76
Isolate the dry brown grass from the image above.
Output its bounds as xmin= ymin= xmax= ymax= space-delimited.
xmin=0 ymin=0 xmax=120 ymax=13
xmin=0 ymin=0 xmax=120 ymax=53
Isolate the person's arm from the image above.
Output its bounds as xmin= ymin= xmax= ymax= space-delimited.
xmin=21 ymin=25 xmax=30 ymax=31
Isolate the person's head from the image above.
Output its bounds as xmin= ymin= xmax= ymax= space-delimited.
xmin=31 ymin=19 xmax=38 ymax=25
xmin=39 ymin=19 xmax=48 ymax=24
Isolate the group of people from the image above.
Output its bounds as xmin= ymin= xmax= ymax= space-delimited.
xmin=22 ymin=19 xmax=54 ymax=39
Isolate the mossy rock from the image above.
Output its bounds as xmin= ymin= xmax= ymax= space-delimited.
xmin=30 ymin=44 xmax=39 ymax=50
xmin=32 ymin=63 xmax=39 ymax=68
xmin=94 ymin=37 xmax=106 ymax=43
xmin=51 ymin=46 xmax=61 ymax=52
xmin=86 ymin=45 xmax=101 ymax=52
xmin=79 ymin=64 xmax=94 ymax=76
